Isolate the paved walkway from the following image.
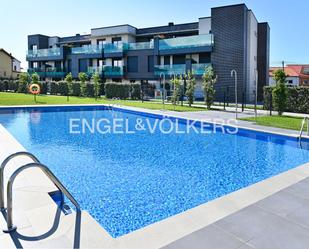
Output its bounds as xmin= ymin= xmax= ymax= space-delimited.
xmin=164 ymin=177 xmax=309 ymax=249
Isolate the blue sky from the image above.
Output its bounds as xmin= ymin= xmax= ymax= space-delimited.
xmin=1 ymin=0 xmax=308 ymax=69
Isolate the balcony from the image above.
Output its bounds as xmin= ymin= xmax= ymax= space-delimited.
xmin=154 ymin=64 xmax=186 ymax=76
xmin=158 ymin=34 xmax=214 ymax=54
xmin=126 ymin=41 xmax=154 ymax=50
xmin=28 ymin=68 xmax=66 ymax=78
xmin=71 ymin=45 xmax=103 ymax=55
xmin=26 ymin=47 xmax=61 ymax=59
xmin=104 ymin=43 xmax=124 ymax=54
xmin=103 ymin=66 xmax=124 ymax=77
xmin=87 ymin=66 xmax=103 ymax=76
xmin=191 ymin=63 xmax=212 ymax=75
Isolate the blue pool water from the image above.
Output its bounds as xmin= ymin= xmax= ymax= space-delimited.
xmin=0 ymin=106 xmax=309 ymax=237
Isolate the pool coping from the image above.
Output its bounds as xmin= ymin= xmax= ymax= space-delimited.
xmin=1 ymin=104 xmax=309 ymax=248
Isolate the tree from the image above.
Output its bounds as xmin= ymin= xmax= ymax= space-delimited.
xmin=92 ymin=72 xmax=100 ymax=100
xmin=185 ymin=72 xmax=196 ymax=107
xmin=272 ymin=69 xmax=287 ymax=115
xmin=78 ymin=72 xmax=88 ymax=97
xmin=65 ymin=73 xmax=73 ymax=101
xmin=171 ymin=76 xmax=181 ymax=109
xmin=202 ymin=66 xmax=217 ymax=109
xmin=18 ymin=73 xmax=29 ymax=93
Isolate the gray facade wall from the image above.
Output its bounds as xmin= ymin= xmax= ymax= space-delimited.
xmin=211 ymin=4 xmax=248 ymax=102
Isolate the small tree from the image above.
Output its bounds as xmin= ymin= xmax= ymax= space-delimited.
xmin=65 ymin=73 xmax=73 ymax=101
xmin=92 ymin=72 xmax=100 ymax=100
xmin=202 ymin=66 xmax=217 ymax=109
xmin=18 ymin=72 xmax=29 ymax=93
xmin=30 ymin=73 xmax=40 ymax=102
xmin=185 ymin=72 xmax=196 ymax=107
xmin=272 ymin=69 xmax=287 ymax=115
xmin=171 ymin=76 xmax=181 ymax=109
xmin=78 ymin=72 xmax=88 ymax=97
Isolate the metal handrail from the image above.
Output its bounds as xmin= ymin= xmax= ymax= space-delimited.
xmin=299 ymin=117 xmax=309 ymax=141
xmin=0 ymin=152 xmax=40 ymax=210
xmin=3 ymin=162 xmax=80 ymax=233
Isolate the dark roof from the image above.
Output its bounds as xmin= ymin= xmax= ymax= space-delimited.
xmin=136 ymin=22 xmax=199 ymax=36
xmin=59 ymin=34 xmax=91 ymax=43
xmin=0 ymin=48 xmax=20 ymax=61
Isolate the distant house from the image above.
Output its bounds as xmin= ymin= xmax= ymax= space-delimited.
xmin=269 ymin=65 xmax=309 ymax=86
xmin=0 ymin=48 xmax=21 ymax=79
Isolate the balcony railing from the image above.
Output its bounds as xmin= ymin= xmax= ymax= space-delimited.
xmin=27 ymin=47 xmax=61 ymax=58
xmin=28 ymin=68 xmax=66 ymax=78
xmin=71 ymin=45 xmax=103 ymax=54
xmin=103 ymin=43 xmax=124 ymax=54
xmin=87 ymin=66 xmax=103 ymax=76
xmin=154 ymin=64 xmax=186 ymax=76
xmin=191 ymin=63 xmax=212 ymax=75
xmin=159 ymin=34 xmax=214 ymax=50
xmin=103 ymin=66 xmax=124 ymax=77
xmin=126 ymin=41 xmax=154 ymax=50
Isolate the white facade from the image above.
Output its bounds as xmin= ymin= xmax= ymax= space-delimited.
xmin=269 ymin=76 xmax=299 ymax=86
xmin=198 ymin=17 xmax=211 ymax=35
xmin=12 ymin=58 xmax=21 ymax=72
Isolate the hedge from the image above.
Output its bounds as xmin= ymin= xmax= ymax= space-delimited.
xmin=105 ymin=82 xmax=141 ymax=99
xmin=264 ymin=86 xmax=309 ymax=114
xmin=0 ymin=80 xmax=8 ymax=92
xmin=58 ymin=81 xmax=69 ymax=96
xmin=50 ymin=82 xmax=59 ymax=95
xmin=131 ymin=83 xmax=141 ymax=100
xmin=72 ymin=82 xmax=81 ymax=96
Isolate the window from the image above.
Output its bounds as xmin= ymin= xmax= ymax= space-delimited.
xmin=97 ymin=59 xmax=105 ymax=67
xmin=304 ymin=80 xmax=309 ymax=85
xmin=173 ymin=55 xmax=186 ymax=65
xmin=32 ymin=45 xmax=38 ymax=51
xmin=127 ymin=56 xmax=138 ymax=73
xmin=148 ymin=56 xmax=154 ymax=72
xmin=33 ymin=62 xmax=38 ymax=68
xmin=112 ymin=37 xmax=122 ymax=47
xmin=14 ymin=65 xmax=17 ymax=71
xmin=164 ymin=56 xmax=170 ymax=65
xmin=113 ymin=59 xmax=123 ymax=67
xmin=97 ymin=39 xmax=106 ymax=48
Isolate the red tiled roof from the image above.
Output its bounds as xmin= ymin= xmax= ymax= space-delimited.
xmin=269 ymin=65 xmax=309 ymax=78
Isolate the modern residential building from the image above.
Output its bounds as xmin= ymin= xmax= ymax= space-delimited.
xmin=26 ymin=3 xmax=270 ymax=101
xmin=0 ymin=48 xmax=21 ymax=79
xmin=269 ymin=65 xmax=309 ymax=86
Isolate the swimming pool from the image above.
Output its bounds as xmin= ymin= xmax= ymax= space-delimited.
xmin=0 ymin=105 xmax=309 ymax=238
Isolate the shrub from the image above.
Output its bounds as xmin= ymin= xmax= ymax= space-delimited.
xmin=202 ymin=65 xmax=217 ymax=109
xmin=38 ymin=81 xmax=48 ymax=95
xmin=272 ymin=82 xmax=287 ymax=115
xmin=7 ymin=80 xmax=18 ymax=92
xmin=92 ymin=73 xmax=100 ymax=99
xmin=72 ymin=82 xmax=81 ymax=96
xmin=185 ymin=72 xmax=196 ymax=106
xmin=78 ymin=72 xmax=88 ymax=97
xmin=131 ymin=83 xmax=141 ymax=100
xmin=18 ymin=73 xmax=29 ymax=93
xmin=264 ymin=86 xmax=309 ymax=114
xmin=50 ymin=81 xmax=59 ymax=95
xmin=58 ymin=81 xmax=69 ymax=96
xmin=105 ymin=82 xmax=130 ymax=99
xmin=0 ymin=80 xmax=7 ymax=91
xmin=86 ymin=83 xmax=94 ymax=97
xmin=1 ymin=80 xmax=9 ymax=92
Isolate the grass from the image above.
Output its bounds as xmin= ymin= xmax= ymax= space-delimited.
xmin=0 ymin=92 xmax=207 ymax=112
xmin=241 ymin=115 xmax=307 ymax=131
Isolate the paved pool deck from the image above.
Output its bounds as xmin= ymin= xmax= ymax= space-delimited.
xmin=0 ymin=104 xmax=309 ymax=249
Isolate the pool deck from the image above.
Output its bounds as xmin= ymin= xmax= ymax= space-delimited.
xmin=0 ymin=104 xmax=309 ymax=249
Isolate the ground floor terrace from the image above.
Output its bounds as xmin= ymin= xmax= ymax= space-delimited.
xmin=0 ymin=101 xmax=308 ymax=248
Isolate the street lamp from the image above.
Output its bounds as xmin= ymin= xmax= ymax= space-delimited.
xmin=231 ymin=69 xmax=238 ymax=119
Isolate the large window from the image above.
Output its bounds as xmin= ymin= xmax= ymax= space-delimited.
xmin=127 ymin=56 xmax=138 ymax=73
xmin=112 ymin=37 xmax=122 ymax=47
xmin=148 ymin=56 xmax=154 ymax=72
xmin=97 ymin=39 xmax=106 ymax=48
xmin=112 ymin=59 xmax=123 ymax=67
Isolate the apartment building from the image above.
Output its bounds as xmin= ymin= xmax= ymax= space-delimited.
xmin=26 ymin=4 xmax=270 ymax=101
xmin=0 ymin=49 xmax=21 ymax=79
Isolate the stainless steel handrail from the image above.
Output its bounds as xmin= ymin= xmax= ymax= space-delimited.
xmin=299 ymin=117 xmax=309 ymax=142
xmin=3 ymin=162 xmax=80 ymax=233
xmin=0 ymin=152 xmax=40 ymax=210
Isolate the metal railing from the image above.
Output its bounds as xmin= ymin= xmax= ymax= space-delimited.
xmin=299 ymin=117 xmax=309 ymax=142
xmin=0 ymin=152 xmax=40 ymax=211
xmin=0 ymin=153 xmax=80 ymax=233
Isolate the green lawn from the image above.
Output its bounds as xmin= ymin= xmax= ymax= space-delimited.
xmin=0 ymin=92 xmax=206 ymax=112
xmin=241 ymin=115 xmax=307 ymax=131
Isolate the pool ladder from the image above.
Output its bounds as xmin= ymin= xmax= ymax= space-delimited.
xmin=0 ymin=151 xmax=80 ymax=233
xmin=299 ymin=117 xmax=309 ymax=143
